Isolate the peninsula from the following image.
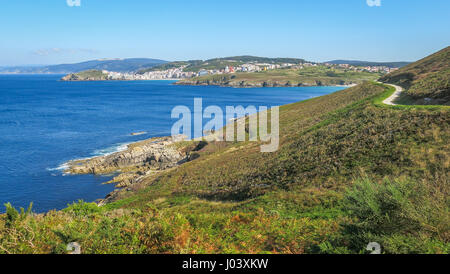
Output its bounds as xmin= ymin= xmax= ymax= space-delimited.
xmin=60 ymin=55 xmax=397 ymax=86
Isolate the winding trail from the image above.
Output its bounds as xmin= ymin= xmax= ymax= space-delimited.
xmin=379 ymin=82 xmax=404 ymax=105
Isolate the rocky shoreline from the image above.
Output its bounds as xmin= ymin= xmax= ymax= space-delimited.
xmin=174 ymin=79 xmax=357 ymax=88
xmin=66 ymin=135 xmax=191 ymax=205
xmin=61 ymin=71 xmax=357 ymax=88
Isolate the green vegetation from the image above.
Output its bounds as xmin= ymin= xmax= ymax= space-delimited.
xmin=1 ymin=49 xmax=449 ymax=254
xmin=339 ymin=177 xmax=449 ymax=254
xmin=137 ymin=60 xmax=202 ymax=74
xmin=178 ymin=66 xmax=381 ymax=87
xmin=1 ymin=80 xmax=448 ymax=254
xmin=61 ymin=69 xmax=110 ymax=81
xmin=327 ymin=60 xmax=410 ymax=68
xmin=380 ymin=46 xmax=449 ymax=104
xmin=76 ymin=70 xmax=108 ymax=78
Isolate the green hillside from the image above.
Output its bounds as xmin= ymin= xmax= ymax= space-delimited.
xmin=176 ymin=66 xmax=381 ymax=87
xmin=137 ymin=60 xmax=203 ymax=74
xmin=61 ymin=70 xmax=110 ymax=81
xmin=380 ymin=46 xmax=450 ymax=105
xmin=182 ymin=56 xmax=305 ymax=73
xmin=1 ymin=51 xmax=449 ymax=254
xmin=138 ymin=56 xmax=306 ymax=74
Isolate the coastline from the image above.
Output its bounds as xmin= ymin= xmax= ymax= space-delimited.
xmin=56 ymin=83 xmax=350 ymax=206
xmin=60 ymin=78 xmax=180 ymax=82
xmin=173 ymin=79 xmax=359 ymax=88
xmin=60 ymin=76 xmax=358 ymax=88
xmin=63 ymin=135 xmax=190 ymax=206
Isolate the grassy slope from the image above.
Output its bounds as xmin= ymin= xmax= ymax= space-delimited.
xmin=379 ymin=46 xmax=450 ymax=104
xmin=1 ymin=81 xmax=448 ymax=254
xmin=62 ymin=69 xmax=110 ymax=81
xmin=178 ymin=66 xmax=381 ymax=87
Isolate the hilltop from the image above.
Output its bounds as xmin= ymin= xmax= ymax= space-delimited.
xmin=138 ymin=56 xmax=306 ymax=74
xmin=379 ymin=46 xmax=450 ymax=105
xmin=1 ymin=49 xmax=449 ymax=254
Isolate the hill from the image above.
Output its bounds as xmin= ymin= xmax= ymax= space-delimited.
xmin=176 ymin=65 xmax=381 ymax=87
xmin=0 ymin=58 xmax=167 ymax=74
xmin=379 ymin=46 xmax=450 ymax=104
xmin=327 ymin=60 xmax=410 ymax=68
xmin=138 ymin=56 xmax=306 ymax=74
xmin=61 ymin=70 xmax=110 ymax=81
xmin=0 ymin=49 xmax=448 ymax=254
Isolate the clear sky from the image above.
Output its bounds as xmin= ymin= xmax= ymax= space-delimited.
xmin=1 ymin=0 xmax=449 ymax=66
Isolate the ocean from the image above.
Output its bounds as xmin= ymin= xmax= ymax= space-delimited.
xmin=0 ymin=74 xmax=346 ymax=212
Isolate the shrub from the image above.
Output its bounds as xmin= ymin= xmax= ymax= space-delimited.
xmin=4 ymin=202 xmax=33 ymax=227
xmin=341 ymin=177 xmax=449 ymax=253
xmin=63 ymin=200 xmax=102 ymax=216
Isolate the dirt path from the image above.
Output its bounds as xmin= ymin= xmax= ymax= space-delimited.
xmin=379 ymin=82 xmax=404 ymax=105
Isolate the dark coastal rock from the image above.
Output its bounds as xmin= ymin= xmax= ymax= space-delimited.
xmin=67 ymin=136 xmax=187 ymax=176
xmin=61 ymin=74 xmax=80 ymax=81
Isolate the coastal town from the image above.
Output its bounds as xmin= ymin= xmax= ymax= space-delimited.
xmin=99 ymin=61 xmax=399 ymax=81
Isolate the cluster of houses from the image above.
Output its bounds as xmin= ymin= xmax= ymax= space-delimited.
xmin=104 ymin=66 xmax=195 ymax=80
xmin=324 ymin=63 xmax=399 ymax=73
xmin=102 ymin=62 xmax=304 ymax=80
xmin=196 ymin=62 xmax=322 ymax=76
xmin=101 ymin=60 xmax=393 ymax=80
xmin=195 ymin=62 xmax=303 ymax=77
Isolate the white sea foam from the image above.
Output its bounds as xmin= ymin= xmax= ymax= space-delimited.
xmin=47 ymin=163 xmax=70 ymax=171
xmin=47 ymin=142 xmax=131 ymax=172
xmin=91 ymin=142 xmax=130 ymax=157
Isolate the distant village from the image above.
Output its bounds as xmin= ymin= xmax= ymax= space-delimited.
xmin=102 ymin=61 xmax=400 ymax=81
xmin=324 ymin=63 xmax=400 ymax=74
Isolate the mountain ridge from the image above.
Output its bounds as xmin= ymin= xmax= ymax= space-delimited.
xmin=0 ymin=58 xmax=168 ymax=74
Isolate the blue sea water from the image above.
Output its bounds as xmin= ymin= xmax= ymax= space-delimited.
xmin=0 ymin=74 xmax=345 ymax=213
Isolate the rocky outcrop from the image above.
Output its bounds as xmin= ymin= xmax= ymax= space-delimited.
xmin=61 ymin=74 xmax=82 ymax=81
xmin=67 ymin=136 xmax=187 ymax=176
xmin=61 ymin=70 xmax=111 ymax=81
xmin=65 ymin=135 xmax=209 ymax=205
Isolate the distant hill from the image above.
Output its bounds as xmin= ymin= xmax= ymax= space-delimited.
xmin=379 ymin=46 xmax=449 ymax=104
xmin=326 ymin=60 xmax=410 ymax=68
xmin=176 ymin=65 xmax=381 ymax=87
xmin=0 ymin=58 xmax=167 ymax=74
xmin=139 ymin=56 xmax=306 ymax=74
xmin=137 ymin=60 xmax=203 ymax=74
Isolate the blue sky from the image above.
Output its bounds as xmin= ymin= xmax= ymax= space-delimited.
xmin=0 ymin=0 xmax=449 ymax=65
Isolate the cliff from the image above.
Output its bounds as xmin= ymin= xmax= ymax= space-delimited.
xmin=67 ymin=136 xmax=189 ymax=191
